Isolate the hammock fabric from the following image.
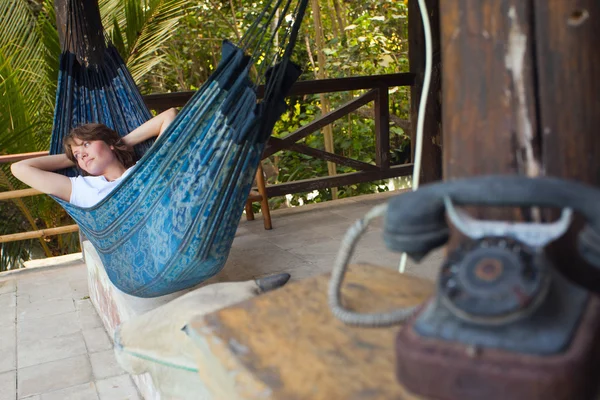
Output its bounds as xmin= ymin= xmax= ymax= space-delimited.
xmin=48 ymin=0 xmax=307 ymax=297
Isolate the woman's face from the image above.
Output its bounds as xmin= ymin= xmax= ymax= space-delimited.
xmin=70 ymin=138 xmax=119 ymax=176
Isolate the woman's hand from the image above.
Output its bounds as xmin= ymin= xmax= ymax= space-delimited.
xmin=11 ymin=154 xmax=74 ymax=202
xmin=121 ymin=108 xmax=178 ymax=148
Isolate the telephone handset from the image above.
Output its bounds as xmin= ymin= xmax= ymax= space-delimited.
xmin=329 ymin=174 xmax=600 ymax=328
xmin=383 ymin=174 xmax=600 ymax=269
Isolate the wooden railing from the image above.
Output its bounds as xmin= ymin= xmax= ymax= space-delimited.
xmin=0 ymin=151 xmax=79 ymax=244
xmin=145 ymin=72 xmax=415 ymax=197
xmin=0 ymin=72 xmax=414 ymax=244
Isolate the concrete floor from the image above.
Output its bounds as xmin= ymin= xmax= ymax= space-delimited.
xmin=0 ymin=190 xmax=444 ymax=399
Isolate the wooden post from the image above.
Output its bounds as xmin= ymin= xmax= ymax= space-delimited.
xmin=439 ymin=0 xmax=540 ymax=221
xmin=534 ymin=1 xmax=600 ymax=185
xmin=374 ymin=86 xmax=390 ymax=170
xmin=439 ymin=0 xmax=600 ymax=285
xmin=440 ymin=0 xmax=540 ymax=180
xmin=534 ymin=0 xmax=600 ymax=288
xmin=409 ymin=0 xmax=442 ymax=183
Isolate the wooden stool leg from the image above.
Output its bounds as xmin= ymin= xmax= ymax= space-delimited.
xmin=245 ymin=200 xmax=255 ymax=221
xmin=255 ymin=163 xmax=272 ymax=230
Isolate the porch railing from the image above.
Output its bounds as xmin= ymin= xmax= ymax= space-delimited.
xmin=145 ymin=72 xmax=415 ymax=197
xmin=0 ymin=72 xmax=414 ymax=244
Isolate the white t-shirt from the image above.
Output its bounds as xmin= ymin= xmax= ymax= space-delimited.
xmin=69 ymin=166 xmax=135 ymax=208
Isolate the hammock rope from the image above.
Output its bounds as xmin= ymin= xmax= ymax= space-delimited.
xmin=48 ymin=0 xmax=308 ymax=297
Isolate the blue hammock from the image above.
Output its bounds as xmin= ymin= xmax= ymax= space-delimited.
xmin=48 ymin=0 xmax=307 ymax=297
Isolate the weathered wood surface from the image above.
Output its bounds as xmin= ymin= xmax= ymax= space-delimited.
xmin=265 ymin=164 xmax=413 ymax=198
xmin=534 ymin=0 xmax=600 ymax=184
xmin=186 ymin=264 xmax=434 ymax=399
xmin=438 ymin=0 xmax=600 ymax=293
xmin=440 ymin=0 xmax=540 ymax=180
xmin=534 ymin=0 xmax=600 ymax=289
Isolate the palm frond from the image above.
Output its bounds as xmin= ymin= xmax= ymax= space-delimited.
xmin=0 ymin=0 xmax=55 ymax=154
xmin=127 ymin=0 xmax=191 ymax=82
xmin=37 ymin=0 xmax=60 ymax=91
xmin=98 ymin=0 xmax=190 ymax=84
xmin=99 ymin=0 xmax=127 ymax=35
xmin=0 ymin=1 xmax=46 ymax=101
xmin=0 ymin=48 xmax=33 ymax=153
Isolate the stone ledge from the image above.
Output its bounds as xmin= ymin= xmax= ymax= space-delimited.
xmin=0 ymin=253 xmax=84 ymax=278
xmin=82 ymin=240 xmax=201 ymax=400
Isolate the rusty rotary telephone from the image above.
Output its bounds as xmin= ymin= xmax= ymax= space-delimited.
xmin=329 ymin=175 xmax=600 ymax=400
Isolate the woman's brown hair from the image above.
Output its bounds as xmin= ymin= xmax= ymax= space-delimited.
xmin=63 ymin=124 xmax=136 ymax=176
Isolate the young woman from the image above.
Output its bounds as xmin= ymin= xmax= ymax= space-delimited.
xmin=11 ymin=108 xmax=178 ymax=208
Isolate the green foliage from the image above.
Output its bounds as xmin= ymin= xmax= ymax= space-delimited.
xmin=101 ymin=0 xmax=191 ymax=82
xmin=267 ymin=0 xmax=412 ymax=207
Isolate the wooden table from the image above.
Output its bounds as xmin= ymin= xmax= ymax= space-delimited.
xmin=186 ymin=264 xmax=434 ymax=399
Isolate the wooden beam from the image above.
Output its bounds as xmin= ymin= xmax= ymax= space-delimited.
xmin=439 ymin=0 xmax=540 ymax=220
xmin=268 ymin=138 xmax=379 ymax=172
xmin=265 ymin=164 xmax=413 ymax=198
xmin=0 ymin=189 xmax=42 ymax=201
xmin=263 ymin=90 xmax=377 ymax=158
xmin=0 ymin=225 xmax=79 ymax=244
xmin=0 ymin=151 xmax=49 ymax=164
xmin=143 ymin=73 xmax=415 ymax=110
xmin=534 ymin=0 xmax=600 ymax=290
xmin=409 ymin=0 xmax=442 ymax=183
xmin=535 ymin=1 xmax=600 ymax=185
xmin=441 ymin=0 xmax=540 ymax=179
xmin=374 ymin=87 xmax=390 ymax=169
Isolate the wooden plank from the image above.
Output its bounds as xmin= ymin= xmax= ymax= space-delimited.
xmin=265 ymin=164 xmax=413 ymax=198
xmin=534 ymin=0 xmax=600 ymax=184
xmin=533 ymin=0 xmax=600 ymax=290
xmin=0 ymin=188 xmax=42 ymax=201
xmin=0 ymin=225 xmax=79 ymax=243
xmin=186 ymin=264 xmax=433 ymax=399
xmin=142 ymin=73 xmax=415 ymax=109
xmin=262 ymin=90 xmax=377 ymax=158
xmin=0 ymin=151 xmax=49 ymax=164
xmin=268 ymin=138 xmax=379 ymax=172
xmin=374 ymin=87 xmax=391 ymax=169
xmin=440 ymin=0 xmax=540 ymax=179
xmin=439 ymin=0 xmax=540 ymax=222
xmin=409 ymin=0 xmax=442 ymax=183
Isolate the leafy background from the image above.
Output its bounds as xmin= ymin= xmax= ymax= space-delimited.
xmin=0 ymin=0 xmax=411 ymax=271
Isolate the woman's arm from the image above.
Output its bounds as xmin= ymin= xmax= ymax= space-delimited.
xmin=121 ymin=108 xmax=178 ymax=147
xmin=11 ymin=154 xmax=74 ymax=202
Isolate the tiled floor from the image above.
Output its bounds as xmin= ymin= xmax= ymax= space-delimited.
xmin=0 ymin=190 xmax=444 ymax=399
xmin=0 ymin=265 xmax=139 ymax=400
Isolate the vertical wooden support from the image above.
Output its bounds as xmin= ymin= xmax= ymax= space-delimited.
xmin=534 ymin=1 xmax=600 ymax=184
xmin=409 ymin=0 xmax=442 ymax=183
xmin=534 ymin=1 xmax=600 ymax=288
xmin=440 ymin=0 xmax=540 ymax=180
xmin=439 ymin=0 xmax=540 ymax=221
xmin=255 ymin=163 xmax=272 ymax=230
xmin=439 ymin=0 xmax=600 ymax=285
xmin=374 ymin=86 xmax=390 ymax=169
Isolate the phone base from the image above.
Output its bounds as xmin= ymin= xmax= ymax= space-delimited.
xmin=395 ymin=296 xmax=600 ymax=400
